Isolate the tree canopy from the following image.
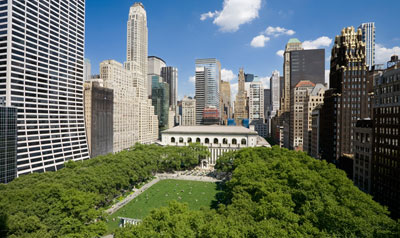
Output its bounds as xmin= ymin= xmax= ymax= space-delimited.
xmin=0 ymin=143 xmax=209 ymax=238
xmin=115 ymin=147 xmax=400 ymax=238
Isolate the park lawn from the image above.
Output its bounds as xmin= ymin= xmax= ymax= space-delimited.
xmin=105 ymin=179 xmax=221 ymax=234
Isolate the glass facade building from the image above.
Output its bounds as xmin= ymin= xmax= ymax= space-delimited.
xmin=359 ymin=22 xmax=375 ymax=69
xmin=0 ymin=106 xmax=17 ymax=183
xmin=152 ymin=76 xmax=170 ymax=132
xmin=0 ymin=0 xmax=89 ymax=177
xmin=195 ymin=58 xmax=221 ymax=125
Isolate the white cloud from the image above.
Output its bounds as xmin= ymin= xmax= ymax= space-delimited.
xmin=221 ymin=69 xmax=237 ymax=82
xmin=375 ymin=44 xmax=400 ymax=64
xmin=250 ymin=35 xmax=270 ymax=48
xmin=276 ymin=50 xmax=284 ymax=57
xmin=189 ymin=76 xmax=195 ymax=84
xmin=200 ymin=11 xmax=219 ymax=21
xmin=201 ymin=0 xmax=262 ymax=32
xmin=259 ymin=76 xmax=270 ymax=89
xmin=265 ymin=26 xmax=295 ymax=37
xmin=231 ymin=83 xmax=238 ymax=104
xmin=303 ymin=36 xmax=332 ymax=50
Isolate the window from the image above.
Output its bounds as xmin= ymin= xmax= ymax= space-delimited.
xmin=187 ymin=137 xmax=192 ymax=143
xmin=205 ymin=138 xmax=210 ymax=144
xmin=196 ymin=138 xmax=201 ymax=143
xmin=232 ymin=139 xmax=237 ymax=145
xmin=241 ymin=139 xmax=247 ymax=145
xmin=223 ymin=138 xmax=228 ymax=145
xmin=214 ymin=138 xmax=219 ymax=144
xmin=179 ymin=137 xmax=184 ymax=143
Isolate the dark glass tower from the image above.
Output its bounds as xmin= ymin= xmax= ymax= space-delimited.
xmin=0 ymin=105 xmax=18 ymax=183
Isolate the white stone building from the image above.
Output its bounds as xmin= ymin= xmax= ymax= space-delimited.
xmin=98 ymin=3 xmax=158 ymax=152
xmin=249 ymin=78 xmax=264 ymax=121
xmin=181 ymin=96 xmax=196 ymax=126
xmin=0 ymin=0 xmax=90 ymax=176
xmin=161 ymin=126 xmax=270 ymax=169
xmin=303 ymin=84 xmax=326 ymax=155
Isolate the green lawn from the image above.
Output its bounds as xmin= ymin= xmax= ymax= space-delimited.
xmin=106 ymin=179 xmax=221 ymax=233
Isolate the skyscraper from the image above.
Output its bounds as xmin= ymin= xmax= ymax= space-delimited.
xmin=303 ymin=84 xmax=326 ymax=155
xmin=358 ymin=22 xmax=375 ymax=69
xmin=330 ymin=27 xmax=368 ymax=160
xmin=249 ymin=77 xmax=264 ymax=121
xmin=161 ymin=66 xmax=178 ymax=108
xmin=99 ymin=3 xmax=158 ymax=150
xmin=220 ymin=80 xmax=232 ymax=125
xmin=151 ymin=75 xmax=170 ymax=132
xmin=148 ymin=56 xmax=166 ymax=97
xmin=289 ymin=80 xmax=315 ymax=151
xmin=264 ymin=89 xmax=271 ymax=120
xmin=195 ymin=58 xmax=221 ymax=125
xmin=181 ymin=96 xmax=196 ymax=126
xmin=125 ymin=2 xmax=148 ymax=99
xmin=234 ymin=68 xmax=248 ymax=124
xmin=270 ymin=70 xmax=280 ymax=118
xmin=84 ymin=59 xmax=92 ymax=82
xmin=372 ymin=62 xmax=400 ymax=219
xmin=281 ymin=38 xmax=304 ymax=114
xmin=0 ymin=103 xmax=17 ymax=184
xmin=0 ymin=0 xmax=90 ymax=176
xmin=84 ymin=81 xmax=114 ymax=158
xmin=290 ymin=49 xmax=325 ymax=88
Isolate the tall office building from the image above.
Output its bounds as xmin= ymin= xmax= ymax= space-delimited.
xmin=319 ymin=89 xmax=339 ymax=163
xmin=195 ymin=58 xmax=221 ymax=125
xmin=161 ymin=66 xmax=178 ymax=108
xmin=289 ymin=81 xmax=315 ymax=151
xmin=310 ymin=105 xmax=322 ymax=159
xmin=264 ymin=89 xmax=271 ymax=120
xmin=249 ymin=77 xmax=264 ymax=121
xmin=126 ymin=3 xmax=158 ymax=143
xmin=303 ymin=84 xmax=326 ymax=155
xmin=372 ymin=62 xmax=400 ymax=219
xmin=353 ymin=119 xmax=372 ymax=193
xmin=0 ymin=102 xmax=17 ymax=184
xmin=125 ymin=2 xmax=148 ymax=100
xmin=290 ymin=49 xmax=325 ymax=88
xmin=358 ymin=22 xmax=375 ymax=69
xmin=84 ymin=59 xmax=91 ymax=82
xmin=84 ymin=81 xmax=113 ymax=158
xmin=234 ymin=68 xmax=248 ymax=124
xmin=270 ymin=70 xmax=280 ymax=118
xmin=151 ymin=75 xmax=170 ymax=132
xmin=330 ymin=27 xmax=368 ymax=160
xmin=148 ymin=56 xmax=166 ymax=97
xmin=0 ymin=0 xmax=90 ymax=176
xmin=220 ymin=80 xmax=232 ymax=125
xmin=281 ymin=38 xmax=304 ymax=114
xmin=181 ymin=96 xmax=196 ymax=126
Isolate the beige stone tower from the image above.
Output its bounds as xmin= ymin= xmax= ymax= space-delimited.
xmin=234 ymin=68 xmax=248 ymax=125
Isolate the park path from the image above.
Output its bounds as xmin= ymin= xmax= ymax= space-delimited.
xmin=105 ymin=173 xmax=221 ymax=215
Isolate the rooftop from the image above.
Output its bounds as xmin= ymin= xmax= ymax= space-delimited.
xmin=162 ymin=126 xmax=258 ymax=135
xmin=288 ymin=38 xmax=301 ymax=44
xmin=295 ymin=80 xmax=316 ymax=88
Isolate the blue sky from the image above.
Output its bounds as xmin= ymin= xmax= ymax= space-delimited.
xmin=85 ymin=0 xmax=400 ymax=99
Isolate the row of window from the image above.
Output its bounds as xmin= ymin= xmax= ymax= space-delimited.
xmin=170 ymin=137 xmax=247 ymax=145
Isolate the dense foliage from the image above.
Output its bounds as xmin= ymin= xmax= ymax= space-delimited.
xmin=0 ymin=143 xmax=209 ymax=238
xmin=115 ymin=147 xmax=400 ymax=238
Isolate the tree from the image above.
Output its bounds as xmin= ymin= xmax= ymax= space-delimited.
xmin=115 ymin=147 xmax=400 ymax=238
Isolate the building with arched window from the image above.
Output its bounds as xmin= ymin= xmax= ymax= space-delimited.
xmin=161 ymin=126 xmax=270 ymax=169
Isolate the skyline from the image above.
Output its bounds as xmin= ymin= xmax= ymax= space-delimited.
xmin=86 ymin=0 xmax=400 ymax=99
